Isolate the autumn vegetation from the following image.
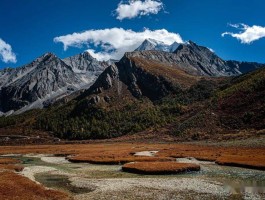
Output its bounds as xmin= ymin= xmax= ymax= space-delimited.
xmin=0 ymin=143 xmax=264 ymax=170
xmin=122 ymin=162 xmax=200 ymax=174
xmin=0 ymin=171 xmax=70 ymax=200
xmin=0 ymin=157 xmax=70 ymax=200
xmin=69 ymin=154 xmax=174 ymax=164
xmin=0 ymin=157 xmax=23 ymax=172
xmin=216 ymin=155 xmax=265 ymax=170
xmin=0 ymin=142 xmax=264 ymax=199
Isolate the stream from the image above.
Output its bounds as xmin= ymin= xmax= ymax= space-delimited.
xmin=2 ymin=154 xmax=265 ymax=199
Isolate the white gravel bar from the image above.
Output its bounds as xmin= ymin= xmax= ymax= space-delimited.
xmin=70 ymin=177 xmax=230 ymax=197
xmin=176 ymin=157 xmax=215 ymax=165
xmin=134 ymin=151 xmax=158 ymax=157
xmin=20 ymin=166 xmax=57 ymax=182
xmin=41 ymin=156 xmax=70 ymax=164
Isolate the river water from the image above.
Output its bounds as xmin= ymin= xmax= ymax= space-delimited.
xmin=2 ymin=154 xmax=265 ymax=199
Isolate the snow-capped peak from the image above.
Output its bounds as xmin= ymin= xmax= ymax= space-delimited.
xmin=135 ymin=38 xmax=180 ymax=52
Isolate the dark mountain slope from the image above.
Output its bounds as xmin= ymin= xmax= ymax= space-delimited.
xmin=226 ymin=60 xmax=265 ymax=74
xmin=214 ymin=67 xmax=265 ymax=129
xmin=171 ymin=67 xmax=265 ymax=140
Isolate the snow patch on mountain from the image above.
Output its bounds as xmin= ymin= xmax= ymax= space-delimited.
xmin=135 ymin=38 xmax=180 ymax=52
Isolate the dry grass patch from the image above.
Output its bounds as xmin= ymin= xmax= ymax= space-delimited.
xmin=68 ymin=155 xmax=173 ymax=164
xmin=0 ymin=143 xmax=265 ymax=170
xmin=122 ymin=161 xmax=200 ymax=175
xmin=0 ymin=171 xmax=70 ymax=200
xmin=216 ymin=155 xmax=265 ymax=170
xmin=67 ymin=145 xmax=174 ymax=164
xmin=0 ymin=157 xmax=23 ymax=172
xmin=0 ymin=164 xmax=24 ymax=172
xmin=0 ymin=157 xmax=21 ymax=164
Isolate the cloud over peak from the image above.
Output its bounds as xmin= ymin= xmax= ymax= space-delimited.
xmin=0 ymin=38 xmax=17 ymax=63
xmin=222 ymin=23 xmax=265 ymax=44
xmin=54 ymin=27 xmax=183 ymax=61
xmin=115 ymin=0 xmax=163 ymax=20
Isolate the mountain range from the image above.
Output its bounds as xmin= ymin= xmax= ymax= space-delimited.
xmin=0 ymin=39 xmax=263 ymax=116
xmin=0 ymin=52 xmax=108 ymax=115
xmin=0 ymin=39 xmax=264 ymax=143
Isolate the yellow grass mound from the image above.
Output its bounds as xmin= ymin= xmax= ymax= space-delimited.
xmin=122 ymin=161 xmax=200 ymax=175
xmin=68 ymin=155 xmax=174 ymax=164
xmin=216 ymin=155 xmax=265 ymax=170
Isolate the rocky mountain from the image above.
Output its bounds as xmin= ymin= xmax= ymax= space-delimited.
xmin=226 ymin=60 xmax=264 ymax=74
xmin=32 ymin=51 xmax=265 ymax=140
xmin=32 ymin=49 xmax=226 ymax=139
xmin=135 ymin=38 xmax=180 ymax=52
xmin=62 ymin=51 xmax=109 ymax=93
xmin=173 ymin=41 xmax=242 ymax=76
xmin=176 ymin=41 xmax=265 ymax=76
xmin=0 ymin=53 xmax=80 ymax=113
xmin=63 ymin=51 xmax=107 ymax=74
xmin=79 ymin=53 xmax=195 ymax=103
xmin=0 ymin=39 xmax=264 ymax=117
xmin=79 ymin=46 xmax=253 ymax=106
xmin=134 ymin=40 xmax=264 ymax=77
xmin=0 ymin=52 xmax=107 ymax=115
xmin=0 ymin=41 xmax=265 ymax=141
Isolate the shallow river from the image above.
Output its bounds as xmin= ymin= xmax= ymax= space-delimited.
xmin=2 ymin=155 xmax=265 ymax=200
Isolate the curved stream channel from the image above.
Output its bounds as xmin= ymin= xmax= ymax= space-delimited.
xmin=2 ymin=154 xmax=265 ymax=199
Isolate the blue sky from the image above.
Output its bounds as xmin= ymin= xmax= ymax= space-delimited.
xmin=0 ymin=0 xmax=265 ymax=69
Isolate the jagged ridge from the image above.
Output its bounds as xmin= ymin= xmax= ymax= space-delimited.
xmin=0 ymin=52 xmax=108 ymax=114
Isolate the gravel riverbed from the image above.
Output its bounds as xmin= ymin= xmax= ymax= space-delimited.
xmin=15 ymin=154 xmax=265 ymax=200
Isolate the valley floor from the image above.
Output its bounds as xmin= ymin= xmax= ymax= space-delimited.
xmin=0 ymin=138 xmax=265 ymax=200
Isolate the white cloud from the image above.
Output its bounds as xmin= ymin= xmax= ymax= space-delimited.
xmin=222 ymin=23 xmax=265 ymax=44
xmin=54 ymin=28 xmax=183 ymax=61
xmin=0 ymin=38 xmax=17 ymax=63
xmin=86 ymin=49 xmax=114 ymax=61
xmin=115 ymin=0 xmax=163 ymax=20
